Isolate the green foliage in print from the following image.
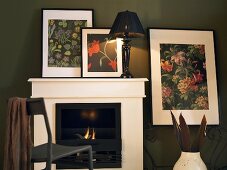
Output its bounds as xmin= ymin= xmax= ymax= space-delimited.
xmin=48 ymin=20 xmax=87 ymax=67
xmin=160 ymin=44 xmax=209 ymax=110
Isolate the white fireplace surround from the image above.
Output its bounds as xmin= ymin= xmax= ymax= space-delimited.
xmin=28 ymin=78 xmax=148 ymax=170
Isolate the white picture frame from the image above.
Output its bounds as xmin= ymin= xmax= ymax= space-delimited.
xmin=82 ymin=28 xmax=122 ymax=77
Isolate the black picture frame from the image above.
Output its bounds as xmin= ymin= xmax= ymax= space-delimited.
xmin=42 ymin=9 xmax=94 ymax=77
xmin=148 ymin=28 xmax=219 ymax=125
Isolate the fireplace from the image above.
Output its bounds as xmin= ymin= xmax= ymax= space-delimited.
xmin=28 ymin=78 xmax=147 ymax=170
xmin=55 ymin=103 xmax=122 ymax=168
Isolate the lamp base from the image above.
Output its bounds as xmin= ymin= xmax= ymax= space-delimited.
xmin=120 ymin=36 xmax=133 ymax=78
xmin=120 ymin=71 xmax=133 ymax=78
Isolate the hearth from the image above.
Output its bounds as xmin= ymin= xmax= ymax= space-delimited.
xmin=55 ymin=103 xmax=122 ymax=169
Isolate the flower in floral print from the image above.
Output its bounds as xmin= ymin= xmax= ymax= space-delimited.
xmin=193 ymin=72 xmax=204 ymax=83
xmin=162 ymin=86 xmax=173 ymax=104
xmin=108 ymin=60 xmax=117 ymax=71
xmin=195 ymin=96 xmax=209 ymax=109
xmin=177 ymin=77 xmax=194 ymax=94
xmin=55 ymin=53 xmax=62 ymax=59
xmin=162 ymin=86 xmax=172 ymax=98
xmin=88 ymin=40 xmax=100 ymax=57
xmin=171 ymin=51 xmax=186 ymax=65
xmin=161 ymin=60 xmax=173 ymax=72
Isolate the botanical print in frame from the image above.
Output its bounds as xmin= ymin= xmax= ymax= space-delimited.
xmin=82 ymin=28 xmax=122 ymax=77
xmin=160 ymin=43 xmax=208 ymax=110
xmin=149 ymin=29 xmax=219 ymax=125
xmin=42 ymin=9 xmax=93 ymax=77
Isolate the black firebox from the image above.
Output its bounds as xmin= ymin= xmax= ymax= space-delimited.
xmin=55 ymin=103 xmax=122 ymax=169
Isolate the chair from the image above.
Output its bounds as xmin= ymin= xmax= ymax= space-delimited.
xmin=26 ymin=98 xmax=93 ymax=170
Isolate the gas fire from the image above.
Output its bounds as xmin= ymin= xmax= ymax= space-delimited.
xmin=84 ymin=127 xmax=96 ymax=140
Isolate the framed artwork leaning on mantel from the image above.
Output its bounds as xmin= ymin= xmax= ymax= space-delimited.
xmin=149 ymin=28 xmax=219 ymax=125
xmin=42 ymin=9 xmax=93 ymax=77
xmin=81 ymin=28 xmax=123 ymax=77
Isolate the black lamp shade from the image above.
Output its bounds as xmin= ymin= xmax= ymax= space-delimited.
xmin=109 ymin=10 xmax=145 ymax=38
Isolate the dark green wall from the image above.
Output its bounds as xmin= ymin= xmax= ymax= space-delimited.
xmin=1 ymin=0 xmax=227 ymax=169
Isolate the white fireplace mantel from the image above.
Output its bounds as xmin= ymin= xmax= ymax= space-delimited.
xmin=28 ymin=78 xmax=148 ymax=170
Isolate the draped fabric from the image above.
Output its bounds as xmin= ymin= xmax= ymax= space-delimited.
xmin=3 ymin=97 xmax=32 ymax=170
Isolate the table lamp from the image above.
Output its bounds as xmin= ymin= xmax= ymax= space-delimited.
xmin=109 ymin=10 xmax=144 ymax=78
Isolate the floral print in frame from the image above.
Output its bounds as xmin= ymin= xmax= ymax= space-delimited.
xmin=149 ymin=29 xmax=219 ymax=125
xmin=82 ymin=28 xmax=122 ymax=77
xmin=160 ymin=43 xmax=209 ymax=110
xmin=87 ymin=34 xmax=118 ymax=72
xmin=48 ymin=20 xmax=87 ymax=68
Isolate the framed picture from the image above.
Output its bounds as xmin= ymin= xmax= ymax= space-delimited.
xmin=149 ymin=28 xmax=219 ymax=125
xmin=42 ymin=9 xmax=93 ymax=77
xmin=82 ymin=28 xmax=122 ymax=77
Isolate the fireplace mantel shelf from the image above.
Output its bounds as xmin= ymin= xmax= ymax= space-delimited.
xmin=29 ymin=78 xmax=148 ymax=82
xmin=28 ymin=78 xmax=148 ymax=98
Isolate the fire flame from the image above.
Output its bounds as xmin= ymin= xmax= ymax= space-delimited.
xmin=84 ymin=127 xmax=90 ymax=139
xmin=92 ymin=128 xmax=96 ymax=140
xmin=84 ymin=127 xmax=96 ymax=140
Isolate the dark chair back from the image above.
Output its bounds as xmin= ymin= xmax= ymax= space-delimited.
xmin=26 ymin=97 xmax=52 ymax=144
xmin=26 ymin=98 xmax=53 ymax=169
xmin=26 ymin=98 xmax=47 ymax=116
